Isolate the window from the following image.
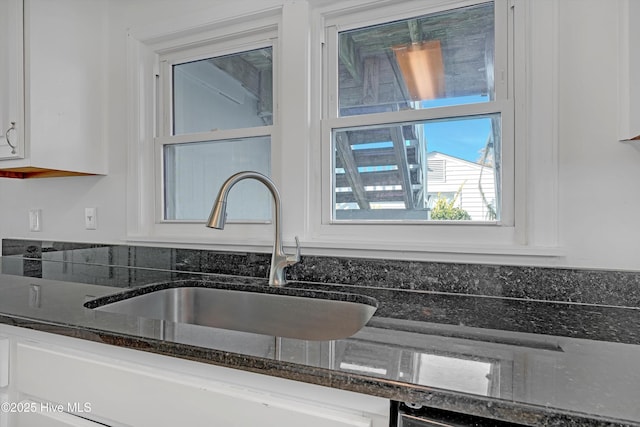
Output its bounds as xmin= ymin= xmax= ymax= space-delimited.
xmin=157 ymin=36 xmax=276 ymax=223
xmin=323 ymin=1 xmax=512 ymax=223
xmin=128 ymin=1 xmax=560 ymax=257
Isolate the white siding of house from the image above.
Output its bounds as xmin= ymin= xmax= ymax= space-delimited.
xmin=426 ymin=152 xmax=496 ymax=221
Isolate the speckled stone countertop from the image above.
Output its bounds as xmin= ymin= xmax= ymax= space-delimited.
xmin=3 ymin=239 xmax=640 ymax=425
xmin=5 ymin=239 xmax=640 ymax=308
xmin=0 ymin=263 xmax=639 ymax=426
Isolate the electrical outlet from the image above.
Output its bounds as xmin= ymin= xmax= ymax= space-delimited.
xmin=28 ymin=209 xmax=42 ymax=232
xmin=85 ymin=207 xmax=97 ymax=230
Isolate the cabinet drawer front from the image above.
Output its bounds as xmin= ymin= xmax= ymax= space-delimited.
xmin=16 ymin=342 xmax=372 ymax=427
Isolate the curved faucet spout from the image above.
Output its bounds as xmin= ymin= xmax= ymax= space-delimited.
xmin=207 ymin=171 xmax=300 ymax=287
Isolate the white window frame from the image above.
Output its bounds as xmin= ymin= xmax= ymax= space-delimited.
xmin=126 ymin=7 xmax=283 ymax=249
xmin=304 ymin=0 xmax=561 ymax=259
xmin=125 ymin=0 xmax=561 ymax=262
xmin=323 ymin=1 xmax=511 ymax=226
xmin=156 ymin=41 xmax=275 ymax=224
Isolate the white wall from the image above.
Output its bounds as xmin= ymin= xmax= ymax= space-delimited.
xmin=1 ymin=0 xmax=639 ymax=271
xmin=556 ymin=0 xmax=640 ymax=269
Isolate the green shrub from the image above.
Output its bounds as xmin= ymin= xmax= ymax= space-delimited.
xmin=430 ymin=193 xmax=471 ymax=220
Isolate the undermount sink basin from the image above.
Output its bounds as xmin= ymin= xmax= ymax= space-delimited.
xmin=85 ymin=281 xmax=378 ymax=341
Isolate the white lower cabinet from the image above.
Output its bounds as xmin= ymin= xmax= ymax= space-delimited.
xmin=0 ymin=325 xmax=389 ymax=427
xmin=1 ymin=335 xmax=11 ymax=427
xmin=16 ymin=404 xmax=106 ymax=427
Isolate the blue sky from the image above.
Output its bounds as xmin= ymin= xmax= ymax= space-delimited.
xmin=346 ymin=95 xmax=495 ymax=166
xmin=420 ymin=95 xmax=493 ymax=163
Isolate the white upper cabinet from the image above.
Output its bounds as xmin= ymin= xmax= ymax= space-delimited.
xmin=619 ymin=0 xmax=640 ymax=141
xmin=0 ymin=0 xmax=108 ymax=178
xmin=0 ymin=0 xmax=23 ymax=162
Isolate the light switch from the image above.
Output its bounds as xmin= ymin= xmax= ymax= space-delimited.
xmin=28 ymin=209 xmax=42 ymax=232
xmin=85 ymin=207 xmax=97 ymax=230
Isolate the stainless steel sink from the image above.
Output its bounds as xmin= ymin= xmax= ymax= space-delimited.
xmin=85 ymin=282 xmax=378 ymax=341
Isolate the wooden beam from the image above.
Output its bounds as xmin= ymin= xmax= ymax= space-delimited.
xmin=339 ymin=34 xmax=362 ymax=84
xmin=211 ymin=56 xmax=261 ymax=99
xmin=335 ymin=145 xmax=419 ymax=169
xmin=385 ymin=50 xmax=411 ymax=103
xmin=407 ymin=19 xmax=423 ymax=43
xmin=258 ymin=69 xmax=273 ymax=124
xmin=335 ymin=132 xmax=370 ymax=210
xmin=362 ymin=56 xmax=379 ymax=104
xmin=335 ymin=168 xmax=419 ymax=188
xmin=390 ymin=126 xmax=415 ymax=209
xmin=336 ymin=190 xmax=405 ymax=204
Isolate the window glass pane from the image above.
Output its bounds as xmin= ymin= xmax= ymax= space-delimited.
xmin=333 ymin=114 xmax=500 ymax=221
xmin=337 ymin=2 xmax=494 ymax=116
xmin=164 ymin=137 xmax=271 ymax=221
xmin=173 ymin=47 xmax=273 ymax=134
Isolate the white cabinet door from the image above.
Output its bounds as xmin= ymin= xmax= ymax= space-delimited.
xmin=15 ymin=340 xmax=384 ymax=427
xmin=15 ymin=403 xmax=109 ymax=427
xmin=618 ymin=0 xmax=640 ymax=141
xmin=0 ymin=0 xmax=24 ymax=160
xmin=0 ymin=0 xmax=108 ymax=178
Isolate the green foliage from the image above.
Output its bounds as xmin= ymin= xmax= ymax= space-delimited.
xmin=430 ymin=193 xmax=471 ymax=220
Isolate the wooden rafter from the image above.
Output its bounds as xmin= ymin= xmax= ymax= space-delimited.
xmin=385 ymin=50 xmax=411 ymax=103
xmin=210 ymin=56 xmax=261 ymax=98
xmin=390 ymin=127 xmax=415 ymax=209
xmin=335 ymin=132 xmax=370 ymax=210
xmin=362 ymin=56 xmax=379 ymax=104
xmin=258 ymin=69 xmax=273 ymax=123
xmin=407 ymin=19 xmax=423 ymax=43
xmin=339 ymin=34 xmax=362 ymax=84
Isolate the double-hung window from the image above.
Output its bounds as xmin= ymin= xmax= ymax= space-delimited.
xmin=322 ymin=0 xmax=513 ymax=226
xmin=128 ymin=1 xmax=558 ymax=258
xmin=156 ymin=28 xmax=276 ymax=225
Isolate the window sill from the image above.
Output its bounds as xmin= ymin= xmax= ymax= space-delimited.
xmin=301 ymin=239 xmax=564 ymax=264
xmin=126 ymin=234 xmax=564 ymax=265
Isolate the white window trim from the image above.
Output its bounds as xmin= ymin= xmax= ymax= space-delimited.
xmin=304 ymin=0 xmax=562 ymax=261
xmin=126 ymin=0 xmax=562 ymax=263
xmin=126 ymin=6 xmax=285 ymax=250
xmin=155 ymin=38 xmax=276 ymax=224
xmin=313 ymin=0 xmax=516 ymax=244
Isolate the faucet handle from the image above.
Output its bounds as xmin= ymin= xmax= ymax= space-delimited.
xmin=287 ymin=236 xmax=301 ymax=263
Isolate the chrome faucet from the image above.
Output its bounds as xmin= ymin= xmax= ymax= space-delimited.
xmin=207 ymin=171 xmax=300 ymax=287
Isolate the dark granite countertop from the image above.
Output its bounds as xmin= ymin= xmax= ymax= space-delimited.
xmin=0 ymin=259 xmax=639 ymax=426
